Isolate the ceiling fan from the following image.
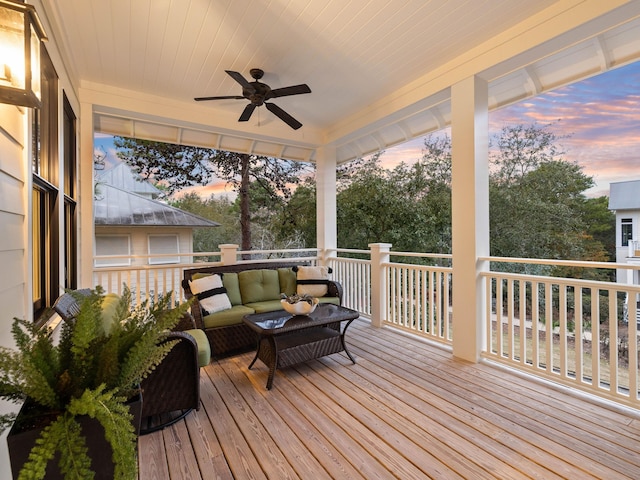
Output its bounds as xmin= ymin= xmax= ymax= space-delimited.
xmin=194 ymin=68 xmax=311 ymax=130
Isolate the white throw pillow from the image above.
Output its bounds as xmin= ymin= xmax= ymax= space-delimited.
xmin=296 ymin=266 xmax=330 ymax=297
xmin=189 ymin=274 xmax=232 ymax=314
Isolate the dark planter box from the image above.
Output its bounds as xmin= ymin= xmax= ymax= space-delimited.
xmin=7 ymin=395 xmax=142 ymax=479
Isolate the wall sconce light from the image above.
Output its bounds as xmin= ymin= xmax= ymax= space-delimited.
xmin=0 ymin=0 xmax=47 ymax=108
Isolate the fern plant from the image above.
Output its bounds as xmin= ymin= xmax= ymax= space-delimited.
xmin=0 ymin=285 xmax=191 ymax=480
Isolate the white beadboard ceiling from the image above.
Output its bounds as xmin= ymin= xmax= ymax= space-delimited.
xmin=42 ymin=0 xmax=640 ymax=164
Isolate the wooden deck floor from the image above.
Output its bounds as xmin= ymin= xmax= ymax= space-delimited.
xmin=138 ymin=319 xmax=640 ymax=479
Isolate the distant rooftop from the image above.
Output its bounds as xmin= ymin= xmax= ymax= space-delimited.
xmin=94 ymin=184 xmax=219 ymax=227
xmin=608 ymin=180 xmax=640 ymax=211
xmin=96 ymin=163 xmax=161 ymax=199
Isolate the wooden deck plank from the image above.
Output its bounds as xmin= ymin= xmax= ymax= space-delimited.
xmin=184 ymin=406 xmax=234 ymax=480
xmin=312 ymin=354 xmax=551 ymax=480
xmin=237 ymin=354 xmax=397 ymax=480
xmin=138 ymin=318 xmax=640 ymax=480
xmin=199 ymin=365 xmax=269 ymax=480
xmin=162 ymin=420 xmax=203 ymax=480
xmin=138 ymin=428 xmax=170 ymax=479
xmin=350 ymin=324 xmax=629 ymax=479
xmin=222 ymin=354 xmax=362 ymax=480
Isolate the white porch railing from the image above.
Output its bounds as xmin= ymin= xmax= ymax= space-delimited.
xmin=482 ymin=257 xmax=640 ymax=409
xmin=93 ymin=245 xmax=640 ymax=409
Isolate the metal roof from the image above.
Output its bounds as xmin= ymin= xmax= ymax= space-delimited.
xmin=94 ymin=184 xmax=220 ymax=228
xmin=609 ymin=180 xmax=640 ymax=211
xmin=96 ymin=163 xmax=161 ymax=198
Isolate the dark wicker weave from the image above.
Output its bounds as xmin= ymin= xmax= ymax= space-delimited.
xmin=182 ymin=262 xmax=343 ymax=358
xmin=52 ymin=290 xmax=201 ymax=434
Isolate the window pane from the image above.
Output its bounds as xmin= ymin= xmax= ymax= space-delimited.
xmin=622 ymin=219 xmax=633 ymax=247
xmin=95 ymin=235 xmax=131 ymax=267
xmin=148 ymin=235 xmax=180 ymax=264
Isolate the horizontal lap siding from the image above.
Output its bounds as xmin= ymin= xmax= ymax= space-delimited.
xmin=0 ymin=104 xmax=27 ymax=480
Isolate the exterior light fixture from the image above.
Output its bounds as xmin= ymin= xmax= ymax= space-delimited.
xmin=0 ymin=0 xmax=47 ymax=108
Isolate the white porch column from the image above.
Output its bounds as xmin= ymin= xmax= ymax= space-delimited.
xmin=315 ymin=145 xmax=337 ymax=263
xmin=79 ymin=102 xmax=95 ymax=287
xmin=369 ymin=243 xmax=391 ymax=328
xmin=451 ymin=76 xmax=489 ymax=363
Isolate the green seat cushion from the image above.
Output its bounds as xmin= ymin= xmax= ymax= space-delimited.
xmin=203 ymin=305 xmax=255 ymax=329
xmin=317 ymin=296 xmax=340 ymax=305
xmin=278 ymin=268 xmax=297 ymax=296
xmin=100 ymin=293 xmax=121 ymax=335
xmin=244 ymin=299 xmax=286 ymax=314
xmin=239 ymin=269 xmax=280 ymax=304
xmin=184 ymin=328 xmax=211 ymax=367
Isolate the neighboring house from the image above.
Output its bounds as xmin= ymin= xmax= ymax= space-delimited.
xmin=609 ymin=179 xmax=640 ymax=285
xmin=94 ymin=163 xmax=219 ymax=267
xmin=609 ymin=179 xmax=640 ymax=324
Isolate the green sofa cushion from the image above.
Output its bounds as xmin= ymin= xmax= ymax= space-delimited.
xmin=317 ymin=296 xmax=340 ymax=305
xmin=184 ymin=328 xmax=211 ymax=367
xmin=244 ymin=299 xmax=286 ymax=314
xmin=278 ymin=268 xmax=297 ymax=296
xmin=203 ymin=305 xmax=255 ymax=329
xmin=239 ymin=269 xmax=280 ymax=304
xmin=221 ymin=272 xmax=242 ymax=306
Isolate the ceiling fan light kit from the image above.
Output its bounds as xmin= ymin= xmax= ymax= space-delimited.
xmin=195 ymin=68 xmax=311 ymax=130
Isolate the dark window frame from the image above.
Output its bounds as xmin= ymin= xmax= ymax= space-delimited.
xmin=621 ymin=218 xmax=633 ymax=247
xmin=32 ymin=46 xmax=59 ymax=321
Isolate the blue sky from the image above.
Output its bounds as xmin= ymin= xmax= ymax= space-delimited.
xmin=96 ymin=60 xmax=640 ymax=199
xmin=383 ymin=60 xmax=640 ymax=198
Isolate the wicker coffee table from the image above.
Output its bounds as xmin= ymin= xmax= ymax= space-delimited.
xmin=243 ymin=304 xmax=358 ymax=389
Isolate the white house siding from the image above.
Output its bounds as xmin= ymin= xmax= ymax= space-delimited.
xmin=0 ymin=103 xmax=27 ymax=478
xmin=0 ymin=103 xmax=27 ymax=349
xmin=94 ymin=226 xmax=194 ymax=267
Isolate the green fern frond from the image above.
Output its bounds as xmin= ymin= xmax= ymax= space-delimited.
xmin=17 ymin=415 xmax=67 ymax=480
xmin=68 ymin=386 xmax=137 ymax=480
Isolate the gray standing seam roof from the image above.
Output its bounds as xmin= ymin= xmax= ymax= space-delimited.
xmin=94 ymin=184 xmax=220 ymax=227
xmin=608 ymin=180 xmax=640 ymax=210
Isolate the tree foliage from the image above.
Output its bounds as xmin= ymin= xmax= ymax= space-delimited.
xmin=113 ymin=137 xmax=308 ymax=250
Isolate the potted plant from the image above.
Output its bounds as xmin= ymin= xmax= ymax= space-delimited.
xmin=0 ymin=285 xmax=191 ymax=479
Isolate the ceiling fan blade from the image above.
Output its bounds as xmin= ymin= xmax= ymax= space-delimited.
xmin=225 ymin=70 xmax=254 ymax=91
xmin=194 ymin=95 xmax=246 ymax=101
xmin=269 ymin=84 xmax=311 ymax=98
xmin=265 ymin=102 xmax=303 ymax=130
xmin=239 ymin=103 xmax=257 ymax=122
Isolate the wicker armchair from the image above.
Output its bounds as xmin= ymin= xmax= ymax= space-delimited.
xmin=52 ymin=290 xmax=202 ymax=434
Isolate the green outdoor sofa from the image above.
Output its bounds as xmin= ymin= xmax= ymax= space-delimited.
xmin=182 ymin=262 xmax=343 ymax=357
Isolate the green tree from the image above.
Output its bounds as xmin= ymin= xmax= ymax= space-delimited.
xmin=113 ymin=137 xmax=306 ymax=251
xmin=170 ymin=193 xmax=240 ymax=258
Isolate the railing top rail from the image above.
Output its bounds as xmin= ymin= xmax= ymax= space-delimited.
xmin=384 ymin=261 xmax=453 ymax=272
xmin=481 ymin=256 xmax=640 ymax=270
xmin=236 ymin=248 xmax=320 ymax=255
xmin=482 ymin=269 xmax=640 ymax=291
xmin=334 ymin=248 xmax=372 ymax=255
xmin=390 ymin=251 xmax=453 ymax=259
xmin=327 ymin=256 xmax=371 ymax=265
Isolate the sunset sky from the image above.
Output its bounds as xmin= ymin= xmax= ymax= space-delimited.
xmin=95 ymin=60 xmax=640 ymax=199
xmin=382 ymin=60 xmax=640 ymax=198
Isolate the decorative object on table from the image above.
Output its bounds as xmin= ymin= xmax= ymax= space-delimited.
xmin=0 ymin=285 xmax=191 ymax=480
xmin=280 ymin=292 xmax=319 ymax=315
